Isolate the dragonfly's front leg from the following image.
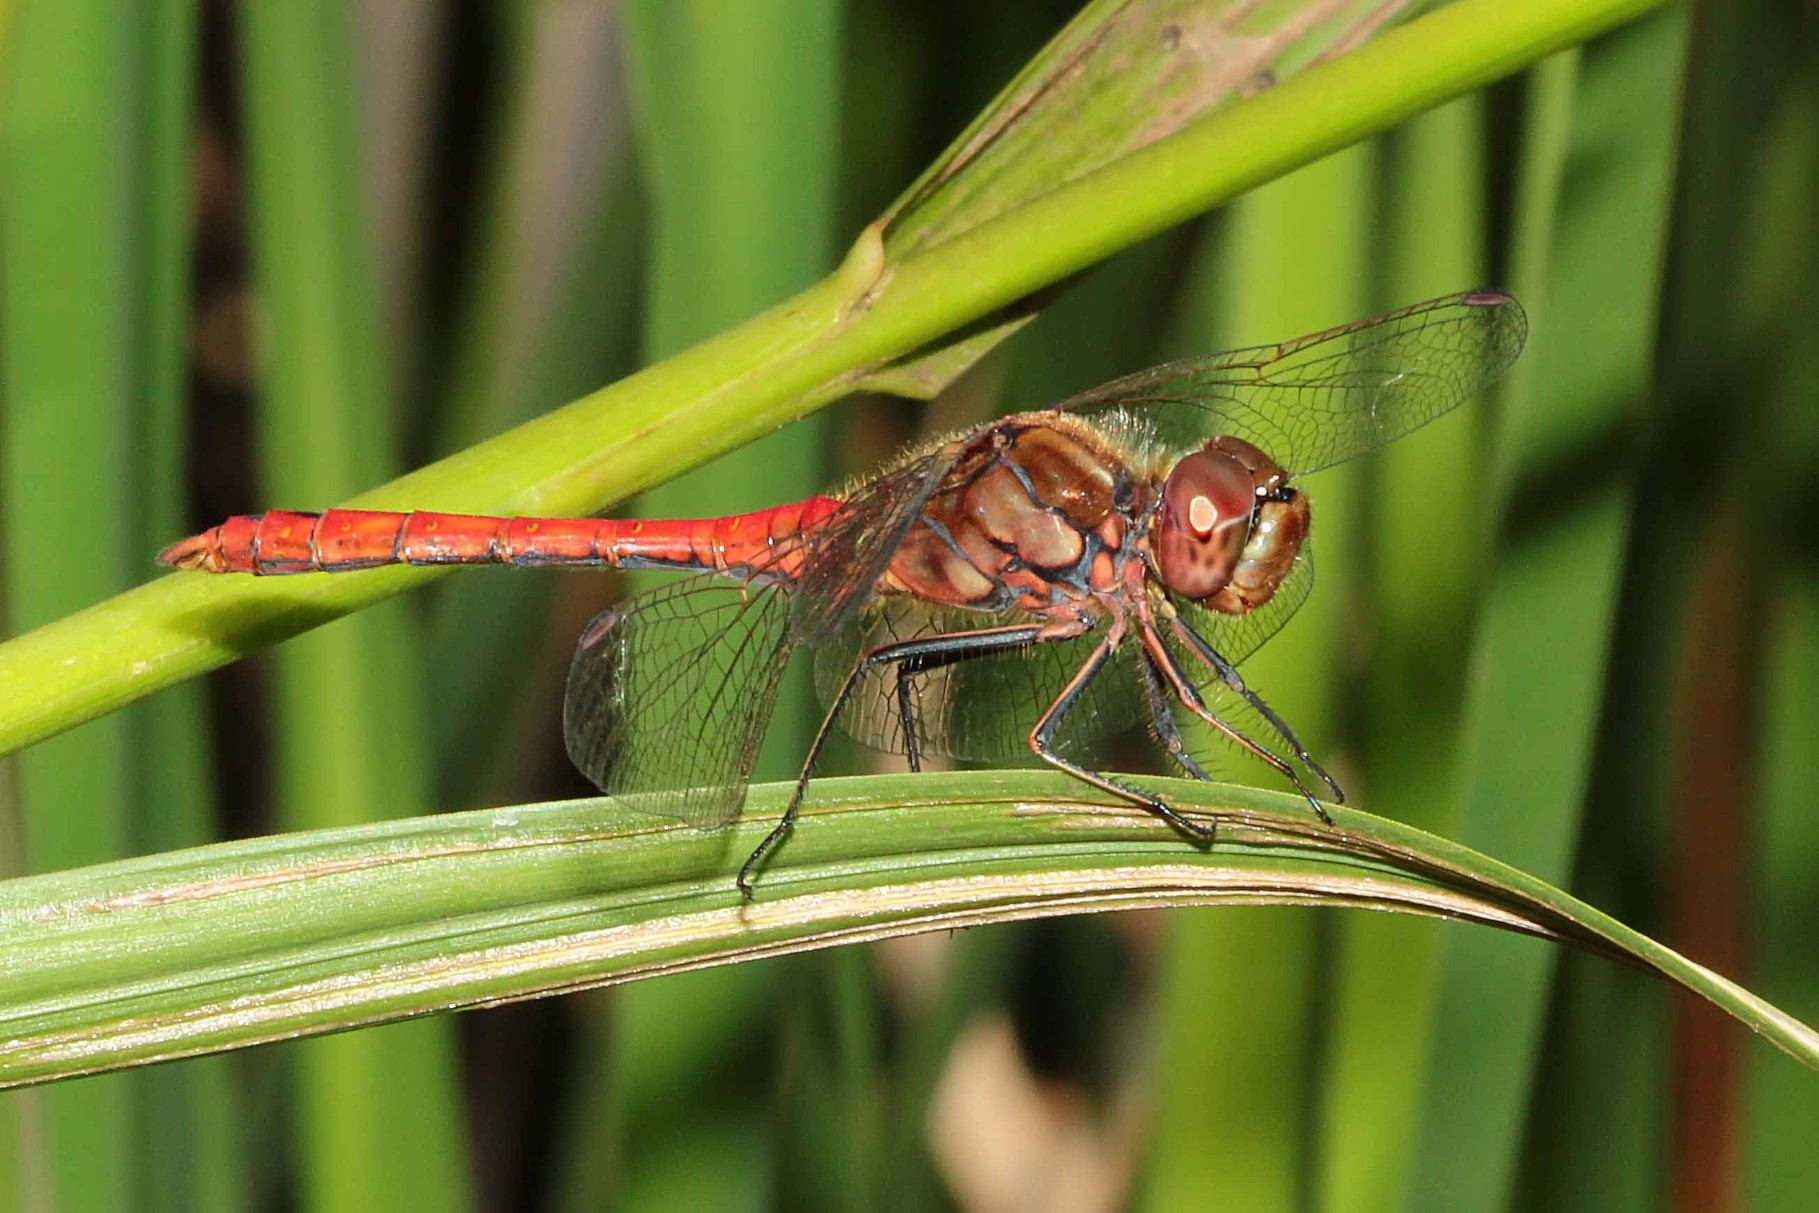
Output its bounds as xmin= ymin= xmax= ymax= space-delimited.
xmin=1166 ymin=616 xmax=1342 ymax=810
xmin=738 ymin=623 xmax=1048 ymax=899
xmin=1137 ymin=622 xmax=1335 ymax=826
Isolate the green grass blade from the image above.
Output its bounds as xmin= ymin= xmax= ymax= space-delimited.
xmin=0 ymin=0 xmax=143 ymax=955
xmin=0 ymin=771 xmax=1812 ymax=1089
xmin=1746 ymin=465 xmax=1819 ymax=1202
xmin=1740 ymin=67 xmax=1819 ymax=1212
xmin=237 ymin=7 xmax=471 ymax=1211
xmin=776 ymin=947 xmax=884 ymax=1213
xmin=0 ymin=0 xmax=1670 ymax=761
xmin=1406 ymin=9 xmax=1690 ymax=1210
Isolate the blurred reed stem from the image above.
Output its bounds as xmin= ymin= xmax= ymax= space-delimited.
xmin=0 ymin=3 xmax=175 ymax=1205
xmin=135 ymin=4 xmax=246 ymax=1209
xmin=1317 ymin=91 xmax=1487 ymax=1213
xmin=556 ymin=4 xmax=843 ymax=1210
xmin=237 ymin=6 xmax=471 ymax=1210
xmin=1407 ymin=8 xmax=1690 ymax=1209
xmin=422 ymin=2 xmax=644 ymax=807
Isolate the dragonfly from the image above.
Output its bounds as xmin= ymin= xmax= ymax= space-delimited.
xmin=161 ymin=289 xmax=1526 ymax=897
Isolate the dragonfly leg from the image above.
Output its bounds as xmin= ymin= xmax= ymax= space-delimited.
xmin=1137 ymin=648 xmax=1215 ymax=782
xmin=889 ymin=615 xmax=1056 ymax=773
xmin=1167 ymin=617 xmax=1344 ymax=809
xmin=737 ymin=623 xmax=1048 ymax=899
xmin=1143 ymin=621 xmax=1336 ymax=825
xmin=1029 ymin=634 xmax=1215 ymax=842
xmin=894 ymin=666 xmax=922 ymax=773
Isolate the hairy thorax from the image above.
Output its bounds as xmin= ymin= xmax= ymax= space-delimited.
xmin=877 ymin=415 xmax=1143 ymax=618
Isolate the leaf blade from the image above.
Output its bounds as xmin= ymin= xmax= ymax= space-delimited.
xmin=1 ymin=772 xmax=1811 ymax=1089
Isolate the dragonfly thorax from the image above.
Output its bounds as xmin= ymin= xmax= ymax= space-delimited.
xmin=1149 ymin=435 xmax=1307 ymax=616
xmin=877 ymin=417 xmax=1136 ymax=616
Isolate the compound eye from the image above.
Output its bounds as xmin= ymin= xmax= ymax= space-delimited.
xmin=1153 ymin=451 xmax=1255 ymax=600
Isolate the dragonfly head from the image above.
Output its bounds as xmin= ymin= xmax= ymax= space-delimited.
xmin=1151 ymin=436 xmax=1307 ymax=616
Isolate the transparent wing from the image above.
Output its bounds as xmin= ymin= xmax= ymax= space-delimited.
xmin=557 ymin=446 xmax=957 ymax=825
xmin=563 ymin=578 xmax=793 ymax=827
xmin=791 ymin=449 xmax=959 ymax=646
xmin=1173 ymin=545 xmax=1312 ymax=669
xmin=815 ymin=600 xmax=1143 ymax=765
xmin=1060 ymin=290 xmax=1526 ymax=474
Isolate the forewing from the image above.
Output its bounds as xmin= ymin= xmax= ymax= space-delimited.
xmin=558 ymin=442 xmax=958 ymax=823
xmin=564 ymin=577 xmax=793 ymax=827
xmin=791 ymin=449 xmax=959 ymax=647
xmin=1061 ymin=290 xmax=1526 ymax=474
xmin=815 ymin=601 xmax=1142 ymax=765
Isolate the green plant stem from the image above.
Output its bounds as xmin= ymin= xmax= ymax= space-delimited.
xmin=0 ymin=0 xmax=1666 ymax=761
xmin=0 ymin=2 xmax=162 ymax=1206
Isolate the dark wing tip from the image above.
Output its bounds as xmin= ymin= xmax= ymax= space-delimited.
xmin=1457 ymin=287 xmax=1528 ymax=350
xmin=1460 ymin=287 xmax=1529 ymax=375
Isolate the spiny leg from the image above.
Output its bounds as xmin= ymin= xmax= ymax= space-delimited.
xmin=1139 ymin=623 xmax=1335 ymax=826
xmin=1168 ymin=616 xmax=1343 ymax=808
xmin=894 ymin=664 xmax=922 ymax=774
xmin=1137 ymin=646 xmax=1215 ymax=783
xmin=738 ymin=624 xmax=1046 ymax=898
xmin=892 ymin=617 xmax=1049 ymax=773
xmin=1028 ymin=633 xmax=1214 ymax=842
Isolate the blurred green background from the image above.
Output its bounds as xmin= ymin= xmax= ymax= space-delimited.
xmin=1 ymin=1 xmax=1814 ymax=1211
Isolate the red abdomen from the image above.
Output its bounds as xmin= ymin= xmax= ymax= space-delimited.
xmin=159 ymin=499 xmax=843 ymax=580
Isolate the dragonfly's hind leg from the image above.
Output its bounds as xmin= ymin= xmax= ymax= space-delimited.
xmin=738 ymin=623 xmax=1047 ymax=899
xmin=1028 ymin=631 xmax=1215 ymax=842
